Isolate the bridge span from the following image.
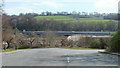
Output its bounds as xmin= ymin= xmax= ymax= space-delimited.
xmin=23 ymin=31 xmax=114 ymax=36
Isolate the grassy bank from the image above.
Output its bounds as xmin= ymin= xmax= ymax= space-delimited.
xmin=61 ymin=47 xmax=101 ymax=50
xmin=17 ymin=46 xmax=101 ymax=50
xmin=36 ymin=46 xmax=101 ymax=50
xmin=0 ymin=50 xmax=15 ymax=53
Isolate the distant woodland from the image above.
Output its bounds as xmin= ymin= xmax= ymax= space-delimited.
xmin=3 ymin=12 xmax=119 ymax=31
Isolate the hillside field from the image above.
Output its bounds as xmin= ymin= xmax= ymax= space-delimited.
xmin=35 ymin=16 xmax=117 ymax=23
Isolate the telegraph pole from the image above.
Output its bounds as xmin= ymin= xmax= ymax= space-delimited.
xmin=0 ymin=0 xmax=4 ymax=68
xmin=0 ymin=0 xmax=4 ymax=49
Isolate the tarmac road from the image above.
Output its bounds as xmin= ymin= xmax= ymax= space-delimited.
xmin=2 ymin=48 xmax=118 ymax=66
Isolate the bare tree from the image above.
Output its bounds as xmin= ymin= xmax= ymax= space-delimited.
xmin=27 ymin=37 xmax=36 ymax=48
xmin=0 ymin=11 xmax=2 ymax=49
xmin=27 ymin=33 xmax=40 ymax=48
xmin=2 ymin=14 xmax=14 ymax=50
xmin=43 ymin=31 xmax=60 ymax=47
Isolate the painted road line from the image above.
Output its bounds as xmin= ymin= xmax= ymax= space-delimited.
xmin=67 ymin=57 xmax=70 ymax=63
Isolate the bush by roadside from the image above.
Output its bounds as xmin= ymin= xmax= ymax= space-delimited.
xmin=107 ymin=30 xmax=120 ymax=53
xmin=76 ymin=35 xmax=110 ymax=49
xmin=90 ymin=39 xmax=101 ymax=48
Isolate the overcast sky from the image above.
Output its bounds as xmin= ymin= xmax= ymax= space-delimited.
xmin=3 ymin=0 xmax=120 ymax=15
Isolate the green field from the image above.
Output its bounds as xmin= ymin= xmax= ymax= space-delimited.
xmin=35 ymin=16 xmax=117 ymax=23
xmin=35 ymin=16 xmax=74 ymax=21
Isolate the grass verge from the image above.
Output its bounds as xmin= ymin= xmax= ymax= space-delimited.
xmin=0 ymin=50 xmax=15 ymax=53
xmin=41 ymin=46 xmax=101 ymax=50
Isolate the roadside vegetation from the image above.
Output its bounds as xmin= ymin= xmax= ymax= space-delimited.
xmin=41 ymin=46 xmax=100 ymax=49
xmin=107 ymin=30 xmax=120 ymax=53
xmin=1 ymin=30 xmax=111 ymax=50
xmin=0 ymin=50 xmax=15 ymax=52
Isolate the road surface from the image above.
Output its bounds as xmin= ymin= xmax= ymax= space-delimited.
xmin=2 ymin=48 xmax=118 ymax=66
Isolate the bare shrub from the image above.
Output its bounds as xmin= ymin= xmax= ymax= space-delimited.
xmin=43 ymin=31 xmax=61 ymax=47
xmin=90 ymin=39 xmax=101 ymax=48
xmin=77 ymin=35 xmax=92 ymax=48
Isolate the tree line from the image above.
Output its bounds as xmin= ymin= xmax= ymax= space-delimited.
xmin=4 ymin=13 xmax=118 ymax=31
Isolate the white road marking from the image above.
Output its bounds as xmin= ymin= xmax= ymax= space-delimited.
xmin=67 ymin=57 xmax=70 ymax=63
